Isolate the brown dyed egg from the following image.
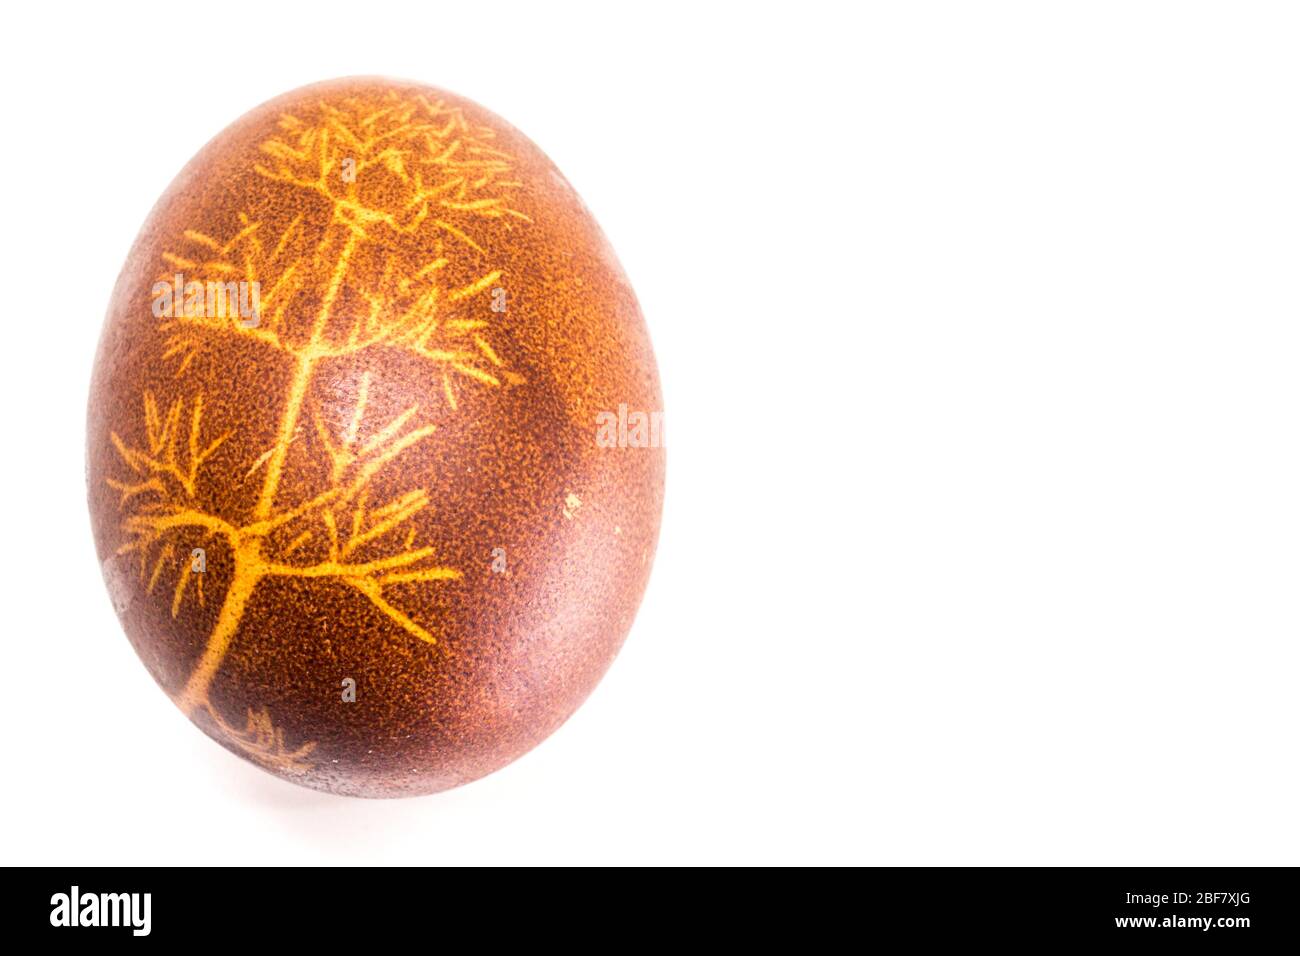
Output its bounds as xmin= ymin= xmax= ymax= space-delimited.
xmin=86 ymin=77 xmax=663 ymax=797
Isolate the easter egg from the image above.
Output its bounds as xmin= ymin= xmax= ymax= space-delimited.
xmin=86 ymin=77 xmax=664 ymax=797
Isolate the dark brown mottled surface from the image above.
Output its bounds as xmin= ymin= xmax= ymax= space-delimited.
xmin=87 ymin=77 xmax=663 ymax=797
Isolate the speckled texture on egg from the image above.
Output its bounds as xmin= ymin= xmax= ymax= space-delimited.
xmin=86 ymin=77 xmax=664 ymax=797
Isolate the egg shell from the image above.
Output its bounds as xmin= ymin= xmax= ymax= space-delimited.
xmin=86 ymin=77 xmax=664 ymax=797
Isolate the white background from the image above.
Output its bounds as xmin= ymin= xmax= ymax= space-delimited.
xmin=2 ymin=1 xmax=1298 ymax=865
